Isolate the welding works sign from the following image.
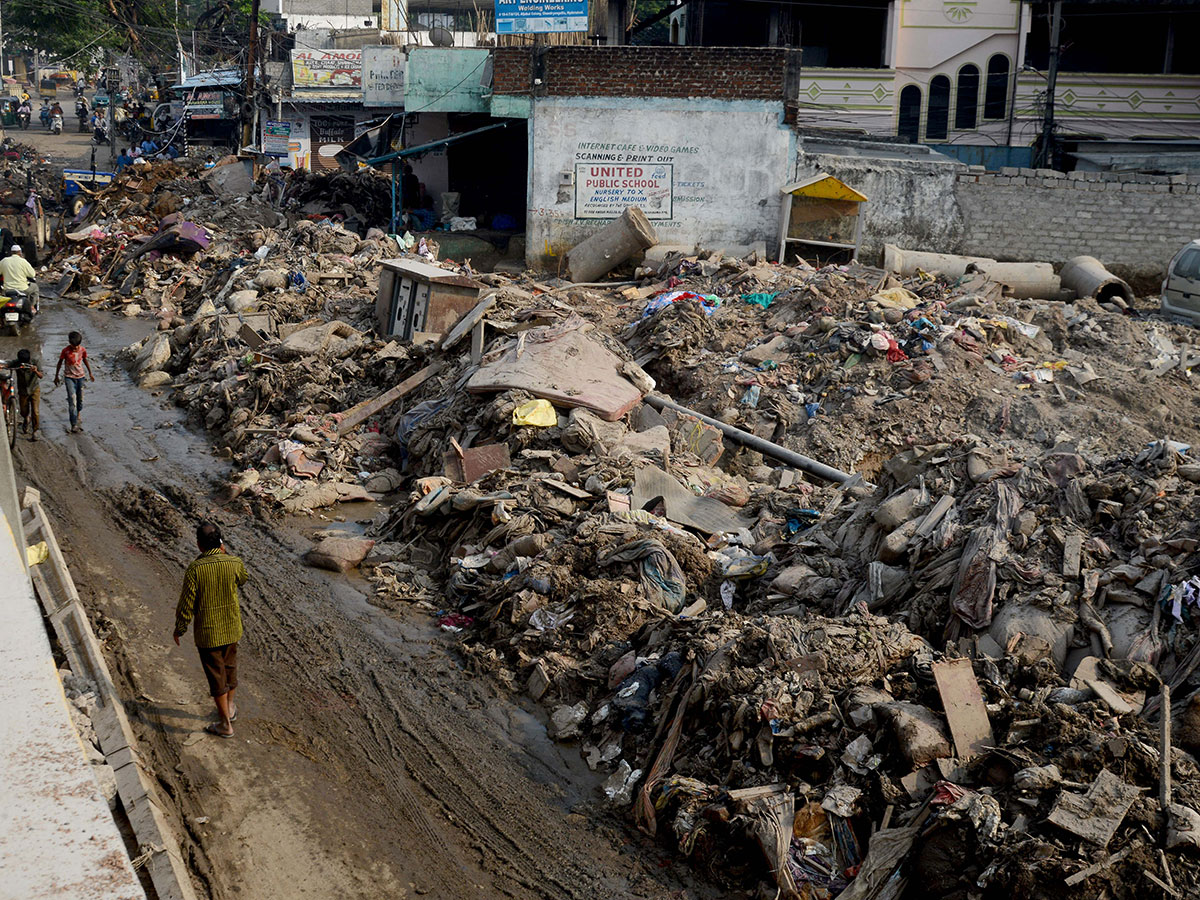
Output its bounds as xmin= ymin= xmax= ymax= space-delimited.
xmin=496 ymin=0 xmax=589 ymax=34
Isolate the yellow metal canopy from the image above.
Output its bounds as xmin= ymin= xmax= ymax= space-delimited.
xmin=781 ymin=173 xmax=868 ymax=203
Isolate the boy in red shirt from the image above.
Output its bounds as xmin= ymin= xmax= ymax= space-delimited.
xmin=54 ymin=331 xmax=94 ymax=433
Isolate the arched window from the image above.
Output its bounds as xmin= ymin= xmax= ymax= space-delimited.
xmin=927 ymin=74 xmax=951 ymax=140
xmin=670 ymin=18 xmax=679 ymax=44
xmin=955 ymin=64 xmax=980 ymax=130
xmin=984 ymin=55 xmax=1010 ymax=120
xmin=898 ymin=84 xmax=922 ymax=143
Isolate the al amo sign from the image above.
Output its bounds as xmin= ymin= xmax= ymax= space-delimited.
xmin=575 ymin=163 xmax=672 ymax=220
xmin=496 ymin=0 xmax=589 ymax=34
xmin=291 ymin=49 xmax=362 ymax=89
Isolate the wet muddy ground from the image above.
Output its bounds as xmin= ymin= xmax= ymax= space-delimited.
xmin=5 ymin=297 xmax=714 ymax=900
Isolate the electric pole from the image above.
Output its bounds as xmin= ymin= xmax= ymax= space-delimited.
xmin=242 ymin=0 xmax=261 ymax=151
xmin=1037 ymin=0 xmax=1063 ymax=169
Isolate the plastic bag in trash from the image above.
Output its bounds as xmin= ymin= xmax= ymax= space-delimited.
xmin=603 ymin=759 xmax=643 ymax=805
xmin=512 ymin=398 xmax=557 ymax=427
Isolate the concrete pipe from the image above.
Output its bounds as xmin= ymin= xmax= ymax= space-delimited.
xmin=567 ymin=207 xmax=657 ymax=284
xmin=967 ymin=261 xmax=1062 ymax=300
xmin=883 ymin=243 xmax=995 ymax=279
xmin=1060 ymin=256 xmax=1134 ymax=303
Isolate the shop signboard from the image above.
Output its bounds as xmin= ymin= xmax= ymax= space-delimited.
xmin=310 ymin=114 xmax=356 ymax=170
xmin=496 ymin=0 xmax=589 ymax=34
xmin=263 ymin=120 xmax=292 ymax=157
xmin=362 ymin=46 xmax=406 ymax=107
xmin=186 ymin=90 xmax=228 ymax=120
xmin=574 ymin=163 xmax=673 ymax=219
xmin=291 ymin=49 xmax=362 ymax=90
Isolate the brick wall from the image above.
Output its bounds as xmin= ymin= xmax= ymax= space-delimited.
xmin=493 ymin=46 xmax=798 ymax=101
xmin=955 ymin=167 xmax=1200 ymax=286
xmin=493 ymin=48 xmax=533 ymax=95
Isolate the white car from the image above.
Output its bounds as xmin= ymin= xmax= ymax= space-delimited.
xmin=1162 ymin=239 xmax=1200 ymax=321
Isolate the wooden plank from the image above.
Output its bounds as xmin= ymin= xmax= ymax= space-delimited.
xmin=1062 ymin=533 xmax=1083 ymax=579
xmin=441 ymin=292 xmax=496 ymax=351
xmin=537 ymin=477 xmax=592 ymax=500
xmin=470 ymin=318 xmax=486 ymax=366
xmin=1144 ymin=870 xmax=1180 ymax=897
xmin=932 ymin=657 xmax=994 ymax=761
xmin=336 ymin=361 xmax=441 ymax=436
xmin=239 ymin=322 xmax=266 ymax=350
xmin=1048 ymin=769 xmax=1140 ymax=847
xmin=1064 ymin=846 xmax=1131 ymax=887
xmin=915 ymin=495 xmax=955 ymax=538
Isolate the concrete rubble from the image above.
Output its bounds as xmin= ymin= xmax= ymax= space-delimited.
xmin=48 ymin=156 xmax=1200 ymax=899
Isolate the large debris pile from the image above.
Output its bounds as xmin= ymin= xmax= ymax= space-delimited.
xmin=357 ymin=251 xmax=1200 ymax=899
xmin=57 ymin=165 xmax=1200 ymax=896
xmin=48 ymin=159 xmax=459 ymax=512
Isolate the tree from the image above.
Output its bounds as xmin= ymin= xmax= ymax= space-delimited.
xmin=629 ymin=0 xmax=673 ymax=45
xmin=6 ymin=0 xmax=188 ymax=71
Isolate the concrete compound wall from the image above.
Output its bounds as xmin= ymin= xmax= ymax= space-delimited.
xmin=527 ymin=97 xmax=794 ymax=269
xmin=796 ymin=147 xmax=1199 ymax=287
xmin=792 ymin=148 xmax=965 ymax=267
xmin=500 ymin=46 xmax=801 ymax=270
xmin=956 ymin=168 xmax=1200 ymax=286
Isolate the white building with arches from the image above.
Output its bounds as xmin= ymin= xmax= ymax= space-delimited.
xmin=791 ymin=0 xmax=1200 ymax=167
xmin=664 ymin=0 xmax=1200 ymax=169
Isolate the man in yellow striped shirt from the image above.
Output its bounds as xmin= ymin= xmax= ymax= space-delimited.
xmin=174 ymin=521 xmax=248 ymax=739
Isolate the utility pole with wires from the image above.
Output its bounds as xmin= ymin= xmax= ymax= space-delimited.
xmin=1036 ymin=0 xmax=1063 ymax=169
xmin=242 ymin=0 xmax=261 ymax=152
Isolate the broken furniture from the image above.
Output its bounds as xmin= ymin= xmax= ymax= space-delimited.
xmin=777 ymin=173 xmax=867 ymax=266
xmin=375 ymin=257 xmax=485 ymax=342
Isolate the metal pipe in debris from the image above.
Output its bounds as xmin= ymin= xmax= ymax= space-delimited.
xmin=642 ymin=393 xmax=855 ymax=484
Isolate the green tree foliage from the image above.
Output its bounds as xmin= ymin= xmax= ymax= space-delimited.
xmin=6 ymin=0 xmax=187 ymax=69
xmin=629 ymin=0 xmax=673 ymax=45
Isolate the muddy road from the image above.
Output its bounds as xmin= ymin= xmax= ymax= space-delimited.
xmin=6 ymin=298 xmax=707 ymax=899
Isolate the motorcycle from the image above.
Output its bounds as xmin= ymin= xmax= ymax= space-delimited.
xmin=119 ymin=119 xmax=142 ymax=144
xmin=50 ymin=113 xmax=63 ymax=135
xmin=77 ymin=113 xmax=88 ymax=133
xmin=39 ymin=106 xmax=50 ymax=129
xmin=16 ymin=110 xmax=29 ymax=130
xmin=0 ymin=289 xmax=33 ymax=337
xmin=92 ymin=124 xmax=110 ymax=146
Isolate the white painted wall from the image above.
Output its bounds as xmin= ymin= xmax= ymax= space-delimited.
xmin=527 ymin=97 xmax=794 ymax=267
xmin=0 ymin=512 xmax=145 ymax=900
xmin=892 ymin=0 xmax=1022 ymax=70
xmin=405 ymin=111 xmax=450 ymax=204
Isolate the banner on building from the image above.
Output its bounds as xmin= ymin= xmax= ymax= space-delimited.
xmin=362 ymin=46 xmax=406 ymax=107
xmin=291 ymin=49 xmax=362 ymax=90
xmin=310 ymin=114 xmax=356 ymax=171
xmin=496 ymin=0 xmax=589 ymax=34
xmin=575 ymin=163 xmax=672 ymax=220
xmin=263 ymin=120 xmax=292 ymax=157
xmin=185 ymin=90 xmax=229 ymax=119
